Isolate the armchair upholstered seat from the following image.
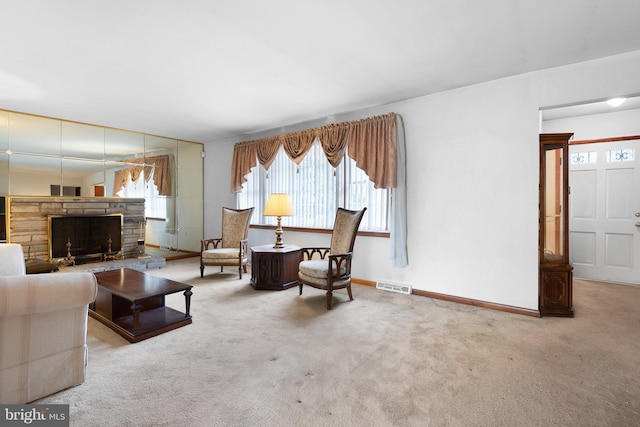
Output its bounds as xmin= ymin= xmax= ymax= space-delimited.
xmin=298 ymin=207 xmax=366 ymax=309
xmin=200 ymin=207 xmax=254 ymax=279
xmin=0 ymin=243 xmax=98 ymax=404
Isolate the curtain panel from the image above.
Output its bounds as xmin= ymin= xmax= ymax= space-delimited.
xmin=111 ymin=155 xmax=173 ymax=196
xmin=230 ymin=113 xmax=398 ymax=192
xmin=348 ymin=114 xmax=397 ymax=189
xmin=230 ymin=144 xmax=258 ymax=194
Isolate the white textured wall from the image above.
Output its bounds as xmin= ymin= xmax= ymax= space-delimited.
xmin=542 ymin=108 xmax=640 ymax=139
xmin=204 ymin=50 xmax=640 ymax=311
xmin=202 ymin=141 xmax=236 ymax=239
xmin=8 ymin=170 xmax=83 ymax=196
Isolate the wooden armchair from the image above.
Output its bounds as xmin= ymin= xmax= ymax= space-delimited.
xmin=200 ymin=207 xmax=254 ymax=279
xmin=298 ymin=207 xmax=367 ymax=309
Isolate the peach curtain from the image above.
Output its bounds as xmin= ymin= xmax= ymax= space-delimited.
xmin=347 ymin=113 xmax=397 ymax=189
xmin=230 ymin=113 xmax=398 ymax=192
xmin=112 ymin=169 xmax=130 ymax=194
xmin=319 ymin=124 xmax=350 ymax=168
xmin=230 ymin=142 xmax=258 ymax=193
xmin=282 ymin=130 xmax=316 ymax=164
xmin=256 ymin=136 xmax=280 ymax=170
xmin=149 ymin=155 xmax=172 ymax=196
xmin=111 ymin=155 xmax=172 ymax=196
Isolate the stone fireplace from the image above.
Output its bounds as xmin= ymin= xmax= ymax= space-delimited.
xmin=6 ymin=196 xmax=145 ymax=262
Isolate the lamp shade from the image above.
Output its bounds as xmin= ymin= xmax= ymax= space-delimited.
xmin=263 ymin=193 xmax=294 ymax=216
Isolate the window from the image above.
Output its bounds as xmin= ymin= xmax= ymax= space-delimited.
xmin=116 ymin=169 xmax=167 ymax=219
xmin=606 ymin=149 xmax=635 ymax=162
xmin=570 ymin=151 xmax=597 ymax=164
xmin=237 ymin=140 xmax=389 ymax=232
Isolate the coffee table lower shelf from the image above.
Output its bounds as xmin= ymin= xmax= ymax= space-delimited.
xmin=89 ymin=307 xmax=192 ymax=343
xmin=90 ymin=268 xmax=193 ymax=344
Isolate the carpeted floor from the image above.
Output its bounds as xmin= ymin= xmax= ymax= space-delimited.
xmin=35 ymin=258 xmax=640 ymax=426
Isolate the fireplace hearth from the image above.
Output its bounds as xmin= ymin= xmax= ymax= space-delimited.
xmin=49 ymin=214 xmax=124 ymax=265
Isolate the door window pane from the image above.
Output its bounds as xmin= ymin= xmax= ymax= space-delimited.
xmin=570 ymin=151 xmax=597 ymax=164
xmin=606 ymin=149 xmax=634 ymax=162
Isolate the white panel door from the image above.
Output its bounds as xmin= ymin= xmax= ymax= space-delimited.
xmin=569 ymin=140 xmax=640 ymax=284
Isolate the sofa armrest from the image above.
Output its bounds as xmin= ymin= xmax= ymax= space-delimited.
xmin=0 ymin=273 xmax=97 ymax=317
xmin=0 ymin=243 xmax=27 ymax=276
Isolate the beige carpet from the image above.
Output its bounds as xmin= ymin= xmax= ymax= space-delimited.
xmin=36 ymin=258 xmax=640 ymax=426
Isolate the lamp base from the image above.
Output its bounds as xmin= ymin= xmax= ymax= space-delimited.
xmin=273 ymin=216 xmax=285 ymax=249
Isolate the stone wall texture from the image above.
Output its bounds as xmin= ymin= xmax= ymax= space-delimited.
xmin=7 ymin=196 xmax=145 ymax=261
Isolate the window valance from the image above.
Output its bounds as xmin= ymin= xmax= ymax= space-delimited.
xmin=230 ymin=113 xmax=397 ymax=192
xmin=112 ymin=154 xmax=172 ymax=196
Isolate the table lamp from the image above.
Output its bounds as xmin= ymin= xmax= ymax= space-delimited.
xmin=263 ymin=193 xmax=294 ymax=248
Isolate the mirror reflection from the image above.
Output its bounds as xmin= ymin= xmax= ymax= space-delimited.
xmin=0 ymin=109 xmax=203 ymax=254
xmin=543 ymin=147 xmax=564 ymax=260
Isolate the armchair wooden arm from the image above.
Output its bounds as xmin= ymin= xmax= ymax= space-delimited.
xmin=201 ymin=238 xmax=223 ymax=251
xmin=239 ymin=239 xmax=249 ymax=259
xmin=326 ymin=252 xmax=353 ymax=280
xmin=300 ymin=247 xmax=353 ymax=279
xmin=300 ymin=247 xmax=331 ymax=261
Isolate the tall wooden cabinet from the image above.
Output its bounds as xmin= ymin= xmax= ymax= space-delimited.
xmin=0 ymin=196 xmax=5 ymax=243
xmin=539 ymin=134 xmax=574 ymax=317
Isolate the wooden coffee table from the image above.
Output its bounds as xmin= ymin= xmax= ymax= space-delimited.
xmin=89 ymin=268 xmax=193 ymax=343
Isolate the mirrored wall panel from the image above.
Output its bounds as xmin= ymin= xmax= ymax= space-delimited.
xmin=0 ymin=109 xmax=204 ymax=252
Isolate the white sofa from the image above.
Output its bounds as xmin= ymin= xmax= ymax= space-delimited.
xmin=0 ymin=243 xmax=98 ymax=404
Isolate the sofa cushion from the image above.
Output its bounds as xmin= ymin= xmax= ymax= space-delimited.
xmin=299 ymin=259 xmax=347 ymax=279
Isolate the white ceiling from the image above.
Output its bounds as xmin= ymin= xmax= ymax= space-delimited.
xmin=1 ymin=0 xmax=640 ymax=144
xmin=541 ymin=96 xmax=640 ymax=121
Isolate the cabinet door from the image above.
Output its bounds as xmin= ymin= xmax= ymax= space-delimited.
xmin=540 ymin=268 xmax=573 ymax=317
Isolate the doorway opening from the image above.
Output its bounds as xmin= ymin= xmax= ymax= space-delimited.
xmin=541 ymin=96 xmax=640 ymax=285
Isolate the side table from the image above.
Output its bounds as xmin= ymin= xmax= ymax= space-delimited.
xmin=250 ymin=244 xmax=301 ymax=290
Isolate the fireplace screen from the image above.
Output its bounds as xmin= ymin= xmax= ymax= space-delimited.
xmin=49 ymin=214 xmax=123 ymax=262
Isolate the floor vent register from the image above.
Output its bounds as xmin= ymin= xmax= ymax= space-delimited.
xmin=375 ymin=280 xmax=412 ymax=295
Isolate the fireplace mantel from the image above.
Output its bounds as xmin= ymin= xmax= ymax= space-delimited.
xmin=6 ymin=196 xmax=146 ymax=261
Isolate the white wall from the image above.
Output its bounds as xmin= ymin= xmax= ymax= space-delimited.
xmin=204 ymin=50 xmax=640 ymax=312
xmin=543 ymin=108 xmax=640 ymax=139
xmin=202 ymin=142 xmax=237 ymax=238
xmin=9 ymin=170 xmax=83 ymax=196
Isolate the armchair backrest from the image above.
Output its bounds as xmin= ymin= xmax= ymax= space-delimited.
xmin=0 ymin=243 xmax=26 ymax=276
xmin=329 ymin=208 xmax=367 ymax=254
xmin=221 ymin=207 xmax=254 ymax=248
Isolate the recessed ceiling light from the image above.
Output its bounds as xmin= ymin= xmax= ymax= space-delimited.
xmin=606 ymin=97 xmax=626 ymax=107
